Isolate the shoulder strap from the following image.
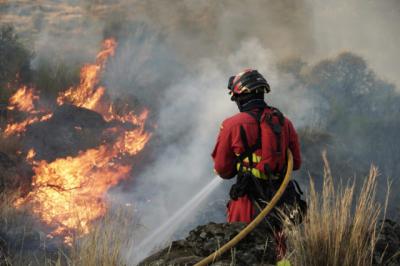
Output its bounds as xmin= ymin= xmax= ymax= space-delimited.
xmin=236 ymin=109 xmax=263 ymax=169
xmin=264 ymin=106 xmax=288 ymax=175
xmin=264 ymin=106 xmax=285 ymax=156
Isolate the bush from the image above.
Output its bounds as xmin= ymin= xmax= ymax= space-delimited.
xmin=32 ymin=58 xmax=80 ymax=101
xmin=0 ymin=25 xmax=31 ymax=102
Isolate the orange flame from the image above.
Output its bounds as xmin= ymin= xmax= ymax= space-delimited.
xmin=14 ymin=145 xmax=131 ymax=243
xmin=4 ymin=113 xmax=53 ymax=137
xmin=57 ymin=38 xmax=117 ymax=110
xmin=114 ymin=110 xmax=152 ymax=155
xmin=26 ymin=148 xmax=37 ymax=164
xmin=15 ymin=111 xmax=151 ymax=243
xmin=7 ymin=86 xmax=39 ymax=113
xmin=11 ymin=38 xmax=152 ymax=244
xmin=4 ymin=86 xmax=52 ymax=136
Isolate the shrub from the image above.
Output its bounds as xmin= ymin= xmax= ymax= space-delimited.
xmin=0 ymin=25 xmax=31 ymax=102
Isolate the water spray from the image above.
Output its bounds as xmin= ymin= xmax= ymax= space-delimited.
xmin=133 ymin=176 xmax=223 ymax=264
xmin=133 ymin=150 xmax=292 ymax=265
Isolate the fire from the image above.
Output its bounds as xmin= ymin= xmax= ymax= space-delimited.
xmin=7 ymin=86 xmax=39 ymax=113
xmin=26 ymin=148 xmax=36 ymax=160
xmin=114 ymin=110 xmax=152 ymax=155
xmin=8 ymin=37 xmax=152 ymax=244
xmin=15 ymin=145 xmax=131 ymax=243
xmin=57 ymin=38 xmax=117 ymax=110
xmin=4 ymin=113 xmax=52 ymax=137
xmin=4 ymin=87 xmax=52 ymax=136
xmin=15 ymin=113 xmax=151 ymax=243
xmin=4 ymin=117 xmax=39 ymax=136
xmin=26 ymin=148 xmax=36 ymax=163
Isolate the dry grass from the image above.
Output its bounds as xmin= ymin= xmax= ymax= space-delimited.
xmin=0 ymin=191 xmax=40 ymax=266
xmin=284 ymin=151 xmax=386 ymax=266
xmin=65 ymin=208 xmax=134 ymax=266
xmin=0 ymin=191 xmax=17 ymax=266
xmin=0 ymin=189 xmax=134 ymax=266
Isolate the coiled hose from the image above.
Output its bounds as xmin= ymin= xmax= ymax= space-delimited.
xmin=194 ymin=149 xmax=293 ymax=266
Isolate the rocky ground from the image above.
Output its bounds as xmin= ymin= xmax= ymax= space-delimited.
xmin=139 ymin=220 xmax=400 ymax=266
xmin=139 ymin=222 xmax=278 ymax=266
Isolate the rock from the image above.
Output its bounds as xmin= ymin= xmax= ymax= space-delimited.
xmin=138 ymin=222 xmax=277 ymax=266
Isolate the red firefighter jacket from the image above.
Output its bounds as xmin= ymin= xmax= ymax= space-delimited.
xmin=211 ymin=106 xmax=301 ymax=223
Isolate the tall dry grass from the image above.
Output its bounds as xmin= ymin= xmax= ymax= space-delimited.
xmin=0 ymin=188 xmax=134 ymax=266
xmin=285 ymin=151 xmax=386 ymax=266
xmin=64 ymin=207 xmax=135 ymax=266
xmin=0 ymin=190 xmax=43 ymax=266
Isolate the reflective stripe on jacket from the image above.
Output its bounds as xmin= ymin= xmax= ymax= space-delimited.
xmin=211 ymin=107 xmax=301 ymax=179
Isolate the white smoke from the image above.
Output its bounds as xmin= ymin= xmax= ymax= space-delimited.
xmin=307 ymin=0 xmax=400 ymax=87
xmin=115 ymin=39 xmax=318 ymax=264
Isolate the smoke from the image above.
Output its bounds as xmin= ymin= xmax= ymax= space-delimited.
xmin=120 ymin=0 xmax=314 ymax=61
xmin=2 ymin=0 xmax=400 ymax=264
xmin=308 ymin=0 xmax=400 ymax=87
xmin=95 ymin=1 xmax=399 ymax=262
xmin=111 ymin=38 xmax=319 ymax=263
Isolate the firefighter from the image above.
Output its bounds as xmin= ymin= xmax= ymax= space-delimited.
xmin=211 ymin=69 xmax=305 ymax=261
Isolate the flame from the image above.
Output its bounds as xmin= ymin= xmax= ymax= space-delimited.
xmin=14 ymin=145 xmax=131 ymax=243
xmin=4 ymin=87 xmax=52 ymax=136
xmin=114 ymin=110 xmax=152 ymax=155
xmin=4 ymin=113 xmax=53 ymax=137
xmin=57 ymin=38 xmax=117 ymax=110
xmin=15 ymin=111 xmax=151 ymax=243
xmin=26 ymin=148 xmax=36 ymax=163
xmin=7 ymin=86 xmax=39 ymax=113
xmin=10 ymin=37 xmax=152 ymax=244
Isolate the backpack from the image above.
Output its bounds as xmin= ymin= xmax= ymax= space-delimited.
xmin=230 ymin=106 xmax=307 ymax=224
xmin=236 ymin=106 xmax=288 ymax=179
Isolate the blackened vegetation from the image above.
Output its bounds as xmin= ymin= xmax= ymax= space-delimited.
xmin=23 ymin=104 xmax=108 ymax=162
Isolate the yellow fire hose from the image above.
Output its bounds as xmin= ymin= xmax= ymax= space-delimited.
xmin=194 ymin=149 xmax=293 ymax=266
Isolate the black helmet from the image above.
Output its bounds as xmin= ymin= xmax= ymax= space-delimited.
xmin=227 ymin=69 xmax=270 ymax=98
